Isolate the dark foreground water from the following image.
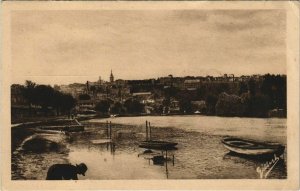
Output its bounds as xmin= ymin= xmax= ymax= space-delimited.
xmin=12 ymin=116 xmax=287 ymax=180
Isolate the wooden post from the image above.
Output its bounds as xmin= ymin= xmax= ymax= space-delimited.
xmin=165 ymin=150 xmax=168 ymax=178
xmin=165 ymin=149 xmax=168 ymax=160
xmin=149 ymin=121 xmax=151 ymax=140
xmin=109 ymin=121 xmax=112 ymax=139
xmin=146 ymin=120 xmax=148 ymax=141
xmin=106 ymin=121 xmax=109 ymax=138
xmin=172 ymin=155 xmax=175 ymax=166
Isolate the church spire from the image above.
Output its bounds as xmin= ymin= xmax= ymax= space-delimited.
xmin=110 ymin=70 xmax=114 ymax=82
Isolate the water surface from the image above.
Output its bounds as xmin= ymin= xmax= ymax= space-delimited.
xmin=12 ymin=115 xmax=287 ymax=179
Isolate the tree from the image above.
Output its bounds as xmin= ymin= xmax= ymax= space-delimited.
xmin=245 ymin=94 xmax=272 ymax=117
xmin=196 ymin=85 xmax=207 ymax=100
xmin=52 ymin=90 xmax=63 ymax=116
xmin=22 ymin=80 xmax=36 ymax=116
xmin=164 ymin=86 xmax=179 ymax=98
xmin=261 ymin=74 xmax=286 ymax=110
xmin=60 ymin=94 xmax=76 ymax=118
xmin=239 ymin=82 xmax=248 ymax=95
xmin=95 ymin=100 xmax=110 ymax=114
xmin=248 ymin=78 xmax=256 ymax=97
xmin=179 ymin=99 xmax=192 ymax=114
xmin=19 ymin=81 xmax=77 ymax=117
xmin=241 ymin=91 xmax=272 ymax=117
xmin=124 ymin=99 xmax=145 ymax=114
xmin=215 ymin=92 xmax=245 ymax=117
xmin=90 ymin=86 xmax=96 ymax=95
xmin=206 ymin=94 xmax=218 ymax=115
xmin=34 ymin=85 xmax=55 ymax=116
xmin=110 ymin=102 xmax=123 ymax=114
xmin=176 ymin=91 xmax=194 ymax=114
xmin=79 ymin=94 xmax=91 ymax=100
xmin=153 ymin=104 xmax=164 ymax=114
xmin=162 ymin=98 xmax=171 ymax=107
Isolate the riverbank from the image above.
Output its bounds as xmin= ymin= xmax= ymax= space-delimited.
xmin=11 ymin=114 xmax=108 ymax=125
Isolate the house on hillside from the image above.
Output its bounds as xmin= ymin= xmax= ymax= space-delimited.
xmin=184 ymin=79 xmax=201 ymax=90
xmin=132 ymin=92 xmax=154 ymax=104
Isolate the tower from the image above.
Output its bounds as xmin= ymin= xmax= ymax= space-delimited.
xmin=110 ymin=70 xmax=114 ymax=83
xmin=86 ymin=81 xmax=90 ymax=93
xmin=98 ymin=76 xmax=102 ymax=85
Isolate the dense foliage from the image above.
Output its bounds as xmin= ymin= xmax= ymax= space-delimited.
xmin=95 ymin=100 xmax=110 ymax=114
xmin=20 ymin=80 xmax=76 ymax=116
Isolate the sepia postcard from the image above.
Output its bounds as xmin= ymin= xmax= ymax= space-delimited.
xmin=1 ymin=1 xmax=299 ymax=190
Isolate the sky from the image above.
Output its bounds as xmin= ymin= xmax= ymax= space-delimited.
xmin=11 ymin=9 xmax=286 ymax=85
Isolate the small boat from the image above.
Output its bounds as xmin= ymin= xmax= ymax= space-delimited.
xmin=222 ymin=137 xmax=285 ymax=156
xmin=139 ymin=140 xmax=178 ymax=150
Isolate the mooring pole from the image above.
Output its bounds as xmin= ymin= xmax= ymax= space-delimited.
xmin=146 ymin=120 xmax=148 ymax=141
xmin=149 ymin=121 xmax=151 ymax=140
xmin=165 ymin=149 xmax=168 ymax=160
xmin=106 ymin=121 xmax=109 ymax=138
xmin=172 ymin=155 xmax=175 ymax=166
xmin=165 ymin=150 xmax=168 ymax=178
xmin=109 ymin=121 xmax=112 ymax=139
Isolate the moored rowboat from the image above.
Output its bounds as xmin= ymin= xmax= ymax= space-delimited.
xmin=222 ymin=137 xmax=285 ymax=156
xmin=139 ymin=140 xmax=178 ymax=150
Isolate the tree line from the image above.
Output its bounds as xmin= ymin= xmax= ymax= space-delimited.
xmin=18 ymin=80 xmax=76 ymax=117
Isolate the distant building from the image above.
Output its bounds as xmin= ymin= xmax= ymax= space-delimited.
xmin=76 ymin=99 xmax=96 ymax=111
xmin=115 ymin=79 xmax=127 ymax=86
xmin=98 ymin=76 xmax=104 ymax=85
xmin=184 ymin=79 xmax=201 ymax=90
xmin=224 ymin=74 xmax=235 ymax=82
xmin=238 ymin=75 xmax=251 ymax=82
xmin=159 ymin=75 xmax=173 ymax=88
xmin=191 ymin=100 xmax=207 ymax=113
xmin=144 ymin=106 xmax=154 ymax=114
xmin=169 ymin=99 xmax=180 ymax=114
xmin=132 ymin=92 xmax=153 ymax=104
xmin=132 ymin=92 xmax=152 ymax=96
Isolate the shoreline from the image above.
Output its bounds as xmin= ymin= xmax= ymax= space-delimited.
xmin=11 ymin=113 xmax=286 ymax=126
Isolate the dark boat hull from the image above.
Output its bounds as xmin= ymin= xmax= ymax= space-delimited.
xmin=139 ymin=140 xmax=178 ymax=150
xmin=222 ymin=137 xmax=285 ymax=156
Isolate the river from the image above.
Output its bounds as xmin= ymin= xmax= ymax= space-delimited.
xmin=90 ymin=116 xmax=287 ymax=144
xmin=12 ymin=115 xmax=287 ymax=180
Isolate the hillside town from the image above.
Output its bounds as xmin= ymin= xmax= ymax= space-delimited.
xmin=11 ymin=71 xmax=286 ymax=122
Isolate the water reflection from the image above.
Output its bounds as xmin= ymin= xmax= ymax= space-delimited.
xmin=12 ymin=116 xmax=287 ymax=180
xmin=138 ymin=149 xmax=176 ymax=179
xmin=68 ymin=146 xmax=166 ymax=179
